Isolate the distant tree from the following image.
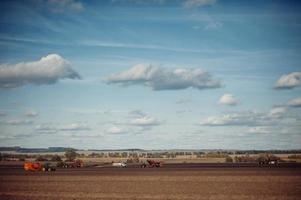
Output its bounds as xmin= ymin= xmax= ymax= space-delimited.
xmin=65 ymin=149 xmax=77 ymax=161
xmin=89 ymin=153 xmax=98 ymax=158
xmin=35 ymin=156 xmax=48 ymax=161
xmin=18 ymin=155 xmax=26 ymax=161
xmin=50 ymin=154 xmax=62 ymax=162
xmin=288 ymin=154 xmax=301 ymax=159
xmin=225 ymin=156 xmax=233 ymax=163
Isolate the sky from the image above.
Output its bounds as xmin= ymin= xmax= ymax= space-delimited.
xmin=0 ymin=0 xmax=300 ymax=150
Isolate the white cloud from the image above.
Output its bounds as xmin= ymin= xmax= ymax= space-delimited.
xmin=0 ymin=54 xmax=81 ymax=88
xmin=80 ymin=40 xmax=206 ymax=53
xmin=200 ymin=108 xmax=287 ymax=127
xmin=184 ymin=0 xmax=216 ymax=7
xmin=107 ymin=126 xmax=125 ymax=134
xmin=218 ymin=93 xmax=239 ymax=106
xmin=131 ymin=116 xmax=161 ymax=126
xmin=176 ymin=98 xmax=192 ymax=104
xmin=35 ymin=123 xmax=90 ymax=134
xmin=67 ymin=108 xmax=125 ymax=115
xmin=115 ymin=0 xmax=167 ymax=5
xmin=200 ymin=113 xmax=252 ymax=126
xmin=204 ymin=20 xmax=222 ymax=30
xmin=47 ymin=0 xmax=84 ymax=12
xmin=0 ymin=111 xmax=7 ymax=116
xmin=129 ymin=110 xmax=146 ymax=117
xmin=112 ymin=0 xmax=215 ymax=8
xmin=275 ymin=72 xmax=301 ymax=89
xmin=247 ymin=126 xmax=271 ymax=134
xmin=287 ymin=97 xmax=301 ymax=107
xmin=268 ymin=107 xmax=287 ymax=118
xmin=106 ymin=64 xmax=221 ymax=91
xmin=0 ymin=133 xmax=33 ymax=140
xmin=25 ymin=110 xmax=38 ymax=117
xmin=59 ymin=123 xmax=90 ymax=131
xmin=0 ymin=135 xmax=16 ymax=140
xmin=35 ymin=124 xmax=58 ymax=134
xmin=2 ymin=119 xmax=33 ymax=125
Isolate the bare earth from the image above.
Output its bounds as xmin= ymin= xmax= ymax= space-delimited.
xmin=1 ymin=164 xmax=301 ymax=200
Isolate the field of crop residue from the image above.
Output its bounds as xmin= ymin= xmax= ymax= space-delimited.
xmin=1 ymin=165 xmax=301 ymax=200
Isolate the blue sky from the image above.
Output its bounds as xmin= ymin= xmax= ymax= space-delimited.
xmin=0 ymin=0 xmax=300 ymax=150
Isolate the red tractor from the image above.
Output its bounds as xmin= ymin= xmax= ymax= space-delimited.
xmin=141 ymin=160 xmax=162 ymax=168
xmin=24 ymin=162 xmax=56 ymax=171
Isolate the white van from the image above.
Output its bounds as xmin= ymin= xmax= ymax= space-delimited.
xmin=112 ymin=162 xmax=127 ymax=168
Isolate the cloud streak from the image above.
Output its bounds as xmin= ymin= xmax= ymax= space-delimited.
xmin=107 ymin=126 xmax=126 ymax=134
xmin=184 ymin=0 xmax=216 ymax=7
xmin=130 ymin=116 xmax=161 ymax=126
xmin=35 ymin=123 xmax=90 ymax=134
xmin=1 ymin=119 xmax=33 ymax=125
xmin=200 ymin=107 xmax=287 ymax=127
xmin=106 ymin=64 xmax=221 ymax=91
xmin=0 ymin=54 xmax=81 ymax=88
xmin=47 ymin=0 xmax=84 ymax=12
xmin=287 ymin=97 xmax=301 ymax=107
xmin=25 ymin=110 xmax=38 ymax=117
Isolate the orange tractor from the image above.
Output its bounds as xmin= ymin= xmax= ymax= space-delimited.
xmin=24 ymin=162 xmax=56 ymax=171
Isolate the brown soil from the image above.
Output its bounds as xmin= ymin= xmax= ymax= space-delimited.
xmin=1 ymin=165 xmax=301 ymax=200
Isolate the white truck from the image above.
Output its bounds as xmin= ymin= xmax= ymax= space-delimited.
xmin=112 ymin=162 xmax=127 ymax=168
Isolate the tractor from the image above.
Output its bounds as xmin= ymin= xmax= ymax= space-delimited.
xmin=24 ymin=162 xmax=56 ymax=171
xmin=257 ymin=154 xmax=279 ymax=166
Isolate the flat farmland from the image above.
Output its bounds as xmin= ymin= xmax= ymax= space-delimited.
xmin=1 ymin=164 xmax=301 ymax=200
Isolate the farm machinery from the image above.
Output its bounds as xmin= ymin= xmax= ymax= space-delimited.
xmin=112 ymin=162 xmax=127 ymax=168
xmin=24 ymin=162 xmax=56 ymax=171
xmin=258 ymin=154 xmax=280 ymax=166
xmin=141 ymin=160 xmax=162 ymax=168
xmin=57 ymin=159 xmax=84 ymax=168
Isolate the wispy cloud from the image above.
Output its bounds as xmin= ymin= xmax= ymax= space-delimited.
xmin=130 ymin=116 xmax=161 ymax=126
xmin=35 ymin=123 xmax=90 ymax=134
xmin=287 ymin=97 xmax=301 ymax=107
xmin=129 ymin=110 xmax=147 ymax=117
xmin=0 ymin=111 xmax=7 ymax=116
xmin=176 ymin=98 xmax=192 ymax=104
xmin=184 ymin=0 xmax=216 ymax=8
xmin=25 ymin=110 xmax=38 ymax=117
xmin=66 ymin=108 xmax=126 ymax=116
xmin=106 ymin=64 xmax=221 ymax=91
xmin=0 ymin=133 xmax=33 ymax=140
xmin=47 ymin=0 xmax=84 ymax=12
xmin=246 ymin=126 xmax=273 ymax=134
xmin=204 ymin=20 xmax=222 ymax=30
xmin=200 ymin=107 xmax=288 ymax=127
xmin=112 ymin=0 xmax=167 ymax=5
xmin=79 ymin=40 xmax=207 ymax=53
xmin=107 ymin=126 xmax=127 ymax=134
xmin=1 ymin=119 xmax=34 ymax=125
